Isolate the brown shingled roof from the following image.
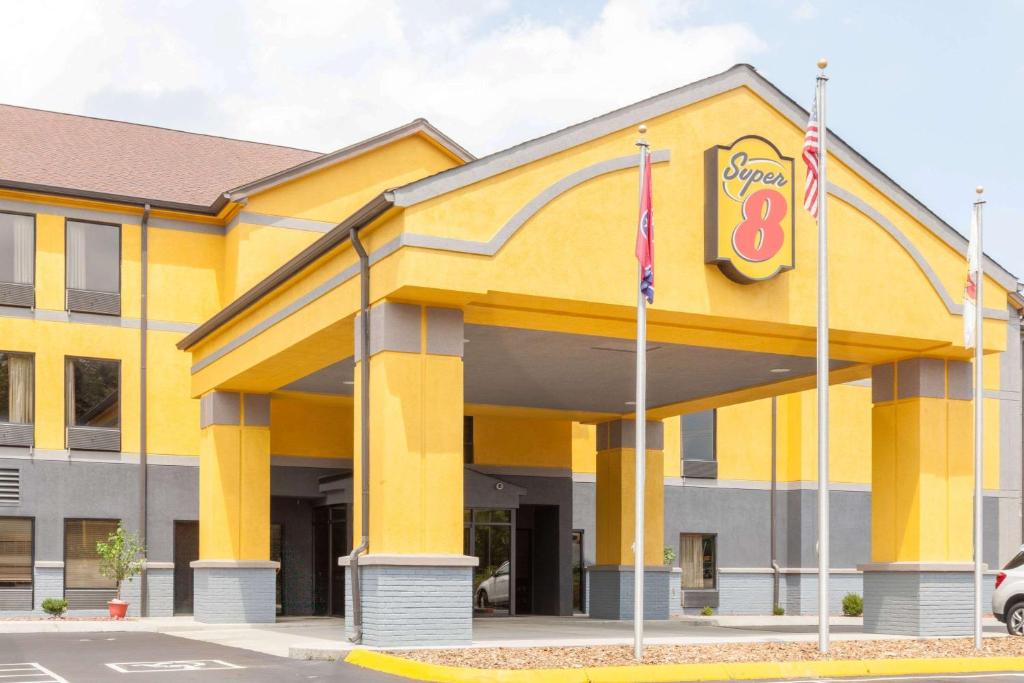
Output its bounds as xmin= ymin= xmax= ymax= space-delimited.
xmin=0 ymin=103 xmax=321 ymax=211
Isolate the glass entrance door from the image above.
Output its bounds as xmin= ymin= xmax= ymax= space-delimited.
xmin=464 ymin=508 xmax=513 ymax=616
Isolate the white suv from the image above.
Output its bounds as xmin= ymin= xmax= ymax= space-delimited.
xmin=993 ymin=545 xmax=1024 ymax=635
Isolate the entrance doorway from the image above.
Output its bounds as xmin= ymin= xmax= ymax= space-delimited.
xmin=172 ymin=521 xmax=198 ymax=615
xmin=312 ymin=505 xmax=347 ymax=616
xmin=464 ymin=508 xmax=513 ymax=615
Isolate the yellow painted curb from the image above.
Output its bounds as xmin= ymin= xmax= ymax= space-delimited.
xmin=344 ymin=649 xmax=1024 ymax=683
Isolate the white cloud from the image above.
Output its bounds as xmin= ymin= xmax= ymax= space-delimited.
xmin=0 ymin=0 xmax=764 ymax=155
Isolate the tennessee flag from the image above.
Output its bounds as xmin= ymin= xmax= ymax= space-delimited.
xmin=636 ymin=148 xmax=654 ymax=304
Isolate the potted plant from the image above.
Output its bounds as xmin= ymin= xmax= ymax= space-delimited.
xmin=95 ymin=524 xmax=145 ymax=619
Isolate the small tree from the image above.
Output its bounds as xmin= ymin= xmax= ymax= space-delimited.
xmin=663 ymin=546 xmax=677 ymax=566
xmin=95 ymin=524 xmax=145 ymax=602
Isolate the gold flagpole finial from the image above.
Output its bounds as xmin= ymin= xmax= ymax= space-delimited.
xmin=976 ymin=186 xmax=985 ymax=195
xmin=817 ymin=58 xmax=828 ymax=70
xmin=638 ymin=124 xmax=647 ymax=135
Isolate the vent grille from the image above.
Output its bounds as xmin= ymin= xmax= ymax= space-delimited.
xmin=682 ymin=459 xmax=718 ymax=479
xmin=0 ymin=588 xmax=32 ymax=611
xmin=65 ymin=588 xmax=117 ymax=610
xmin=0 ymin=469 xmax=20 ymax=506
xmin=67 ymin=427 xmax=120 ymax=452
xmin=66 ymin=289 xmax=120 ymax=316
xmin=0 ymin=423 xmax=32 ymax=448
xmin=0 ymin=283 xmax=33 ymax=308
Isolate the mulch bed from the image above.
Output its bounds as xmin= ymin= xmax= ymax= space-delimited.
xmin=394 ymin=638 xmax=1024 ymax=670
xmin=0 ymin=616 xmax=137 ymax=622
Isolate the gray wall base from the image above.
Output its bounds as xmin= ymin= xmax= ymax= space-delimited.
xmin=34 ymin=565 xmax=64 ymax=613
xmin=864 ymin=570 xmax=977 ymax=637
xmin=143 ymin=567 xmax=175 ymax=617
xmin=192 ymin=566 xmax=276 ymax=624
xmin=669 ymin=569 xmax=683 ymax=617
xmin=717 ymin=571 xmax=864 ymax=616
xmin=587 ymin=567 xmax=670 ymax=620
xmin=344 ymin=564 xmax=473 ymax=647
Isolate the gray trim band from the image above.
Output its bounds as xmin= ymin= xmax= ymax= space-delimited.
xmin=0 ymin=449 xmax=199 ymax=466
xmin=337 ymin=554 xmax=478 ymax=567
xmin=2 ymin=306 xmax=198 ymax=333
xmin=191 ymin=560 xmax=280 ymax=569
xmin=228 ymin=211 xmax=338 ymax=235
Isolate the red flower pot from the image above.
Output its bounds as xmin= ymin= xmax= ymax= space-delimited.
xmin=108 ymin=600 xmax=129 ymax=619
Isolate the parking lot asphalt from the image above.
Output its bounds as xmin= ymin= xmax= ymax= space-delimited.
xmin=0 ymin=632 xmax=405 ymax=682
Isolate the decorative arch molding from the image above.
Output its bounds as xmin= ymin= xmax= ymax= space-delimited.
xmin=827 ymin=185 xmax=1007 ymax=321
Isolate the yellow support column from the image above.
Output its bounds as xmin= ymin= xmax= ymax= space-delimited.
xmin=343 ymin=303 xmax=476 ymax=647
xmin=192 ymin=391 xmax=277 ymax=624
xmin=863 ymin=358 xmax=976 ymax=636
xmin=590 ymin=419 xmax=669 ymax=619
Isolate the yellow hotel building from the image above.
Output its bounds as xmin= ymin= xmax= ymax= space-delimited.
xmin=0 ymin=64 xmax=1019 ymax=646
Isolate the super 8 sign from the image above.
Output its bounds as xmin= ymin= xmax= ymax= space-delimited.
xmin=704 ymin=135 xmax=796 ymax=283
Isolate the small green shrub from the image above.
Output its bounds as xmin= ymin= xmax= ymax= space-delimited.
xmin=700 ymin=605 xmax=714 ymax=616
xmin=842 ymin=592 xmax=864 ymax=617
xmin=42 ymin=598 xmax=67 ymax=618
xmin=772 ymin=605 xmax=785 ymax=616
xmin=663 ymin=546 xmax=677 ymax=566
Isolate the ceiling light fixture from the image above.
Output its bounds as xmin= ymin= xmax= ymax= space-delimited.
xmin=770 ymin=368 xmax=790 ymax=374
xmin=625 ymin=400 xmax=637 ymax=405
xmin=343 ymin=380 xmax=355 ymax=385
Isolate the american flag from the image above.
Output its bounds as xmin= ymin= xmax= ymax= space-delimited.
xmin=802 ymin=93 xmax=820 ymax=218
xmin=635 ymin=146 xmax=654 ymax=304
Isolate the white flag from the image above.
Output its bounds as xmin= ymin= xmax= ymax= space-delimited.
xmin=964 ymin=208 xmax=979 ymax=348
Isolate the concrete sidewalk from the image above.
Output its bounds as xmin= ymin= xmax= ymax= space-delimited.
xmin=0 ymin=615 xmax=1005 ymax=660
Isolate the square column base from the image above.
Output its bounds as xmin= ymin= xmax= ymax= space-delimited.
xmin=191 ymin=560 xmax=279 ymax=624
xmin=587 ymin=565 xmax=670 ymax=620
xmin=862 ymin=563 xmax=981 ymax=636
xmin=342 ymin=554 xmax=477 ymax=648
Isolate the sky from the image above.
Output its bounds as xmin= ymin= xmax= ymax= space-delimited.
xmin=1 ymin=0 xmax=1021 ymax=276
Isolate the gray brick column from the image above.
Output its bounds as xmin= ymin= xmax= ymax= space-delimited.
xmin=341 ymin=554 xmax=477 ymax=647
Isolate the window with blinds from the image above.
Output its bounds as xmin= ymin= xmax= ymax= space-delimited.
xmin=0 ymin=517 xmax=32 ymax=587
xmin=680 ymin=533 xmax=716 ymax=590
xmin=64 ymin=519 xmax=117 ymax=589
xmin=65 ymin=220 xmax=120 ymax=316
xmin=0 ymin=212 xmax=35 ymax=308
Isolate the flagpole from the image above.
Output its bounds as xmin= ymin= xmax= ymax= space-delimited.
xmin=815 ymin=57 xmax=831 ymax=656
xmin=973 ymin=186 xmax=985 ymax=651
xmin=634 ymin=125 xmax=649 ymax=662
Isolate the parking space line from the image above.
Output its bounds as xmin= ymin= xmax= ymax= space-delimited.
xmin=0 ymin=663 xmax=68 ymax=683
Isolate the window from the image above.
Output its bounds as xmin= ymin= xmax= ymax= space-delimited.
xmin=0 ymin=353 xmax=33 ymax=426
xmin=65 ymin=220 xmax=120 ymax=315
xmin=682 ymin=410 xmax=715 ymax=461
xmin=64 ymin=519 xmax=117 ymax=591
xmin=65 ymin=358 xmax=120 ymax=451
xmin=681 ymin=410 xmax=717 ymax=479
xmin=0 ymin=213 xmax=34 ymax=308
xmin=0 ymin=517 xmax=33 ymax=591
xmin=680 ymin=533 xmax=716 ymax=590
xmin=464 ymin=416 xmax=474 ymax=464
